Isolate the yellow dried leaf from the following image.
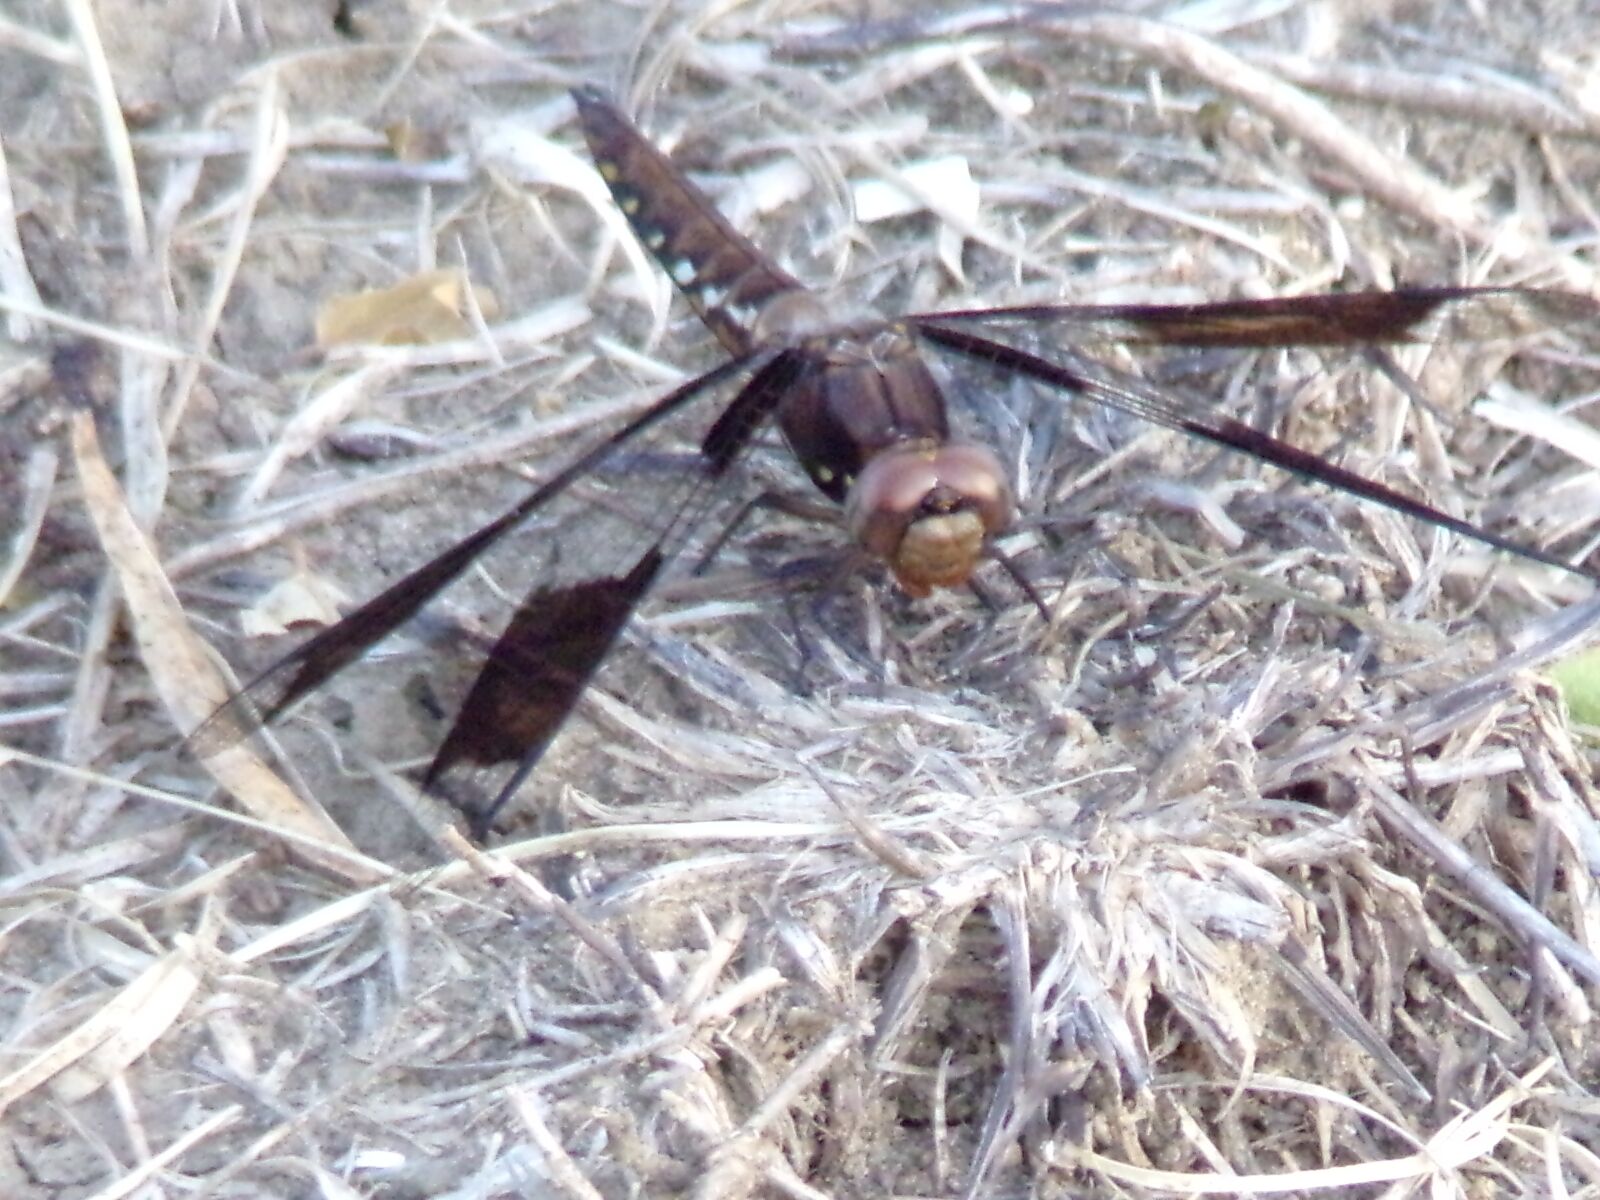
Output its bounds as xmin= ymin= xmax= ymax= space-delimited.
xmin=315 ymin=268 xmax=500 ymax=347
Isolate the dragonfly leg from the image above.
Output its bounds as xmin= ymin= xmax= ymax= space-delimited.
xmin=693 ymin=489 xmax=841 ymax=576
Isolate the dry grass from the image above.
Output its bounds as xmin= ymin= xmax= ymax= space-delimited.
xmin=3 ymin=1 xmax=1600 ymax=1196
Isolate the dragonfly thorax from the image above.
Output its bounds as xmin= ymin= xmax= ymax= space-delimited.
xmin=749 ymin=289 xmax=833 ymax=345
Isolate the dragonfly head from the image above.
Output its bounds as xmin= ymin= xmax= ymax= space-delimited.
xmin=845 ymin=442 xmax=1013 ymax=596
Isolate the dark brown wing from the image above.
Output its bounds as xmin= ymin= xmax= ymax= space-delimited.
xmin=570 ymin=85 xmax=810 ymax=357
xmin=196 ymin=91 xmax=830 ymax=840
xmin=912 ymin=287 xmax=1600 ymax=582
xmin=914 ymin=287 xmax=1594 ymax=348
xmin=191 ymin=349 xmax=798 ymax=836
xmin=418 ymin=348 xmax=804 ymax=837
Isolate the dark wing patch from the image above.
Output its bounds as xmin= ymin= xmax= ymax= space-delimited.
xmin=190 ymin=350 xmax=785 ymax=834
xmin=915 ymin=313 xmax=1597 ymax=583
xmin=425 ymin=550 xmax=665 ymax=839
xmin=916 ymin=287 xmax=1594 ymax=349
xmin=571 ymin=85 xmax=808 ymax=358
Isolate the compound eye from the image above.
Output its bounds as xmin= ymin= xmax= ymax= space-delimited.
xmin=845 ymin=443 xmax=1013 ymax=594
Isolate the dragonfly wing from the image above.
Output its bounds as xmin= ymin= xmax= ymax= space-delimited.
xmin=190 ymin=350 xmax=796 ymax=835
xmin=913 ymin=287 xmax=1598 ymax=349
xmin=915 ymin=319 xmax=1595 ymax=582
xmin=416 ymin=349 xmax=805 ymax=834
xmin=425 ymin=550 xmax=664 ymax=839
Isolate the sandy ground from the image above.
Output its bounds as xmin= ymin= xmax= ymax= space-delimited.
xmin=3 ymin=0 xmax=1600 ymax=1196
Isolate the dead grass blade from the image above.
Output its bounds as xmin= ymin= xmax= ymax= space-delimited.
xmin=70 ymin=413 xmax=378 ymax=881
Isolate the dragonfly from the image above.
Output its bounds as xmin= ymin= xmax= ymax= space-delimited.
xmin=198 ymin=85 xmax=1599 ymax=840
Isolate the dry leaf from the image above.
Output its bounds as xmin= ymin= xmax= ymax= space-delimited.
xmin=238 ymin=553 xmax=352 ymax=637
xmin=315 ymin=267 xmax=501 ymax=348
xmin=48 ymin=944 xmax=205 ymax=1104
xmin=0 ymin=934 xmax=205 ymax=1115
